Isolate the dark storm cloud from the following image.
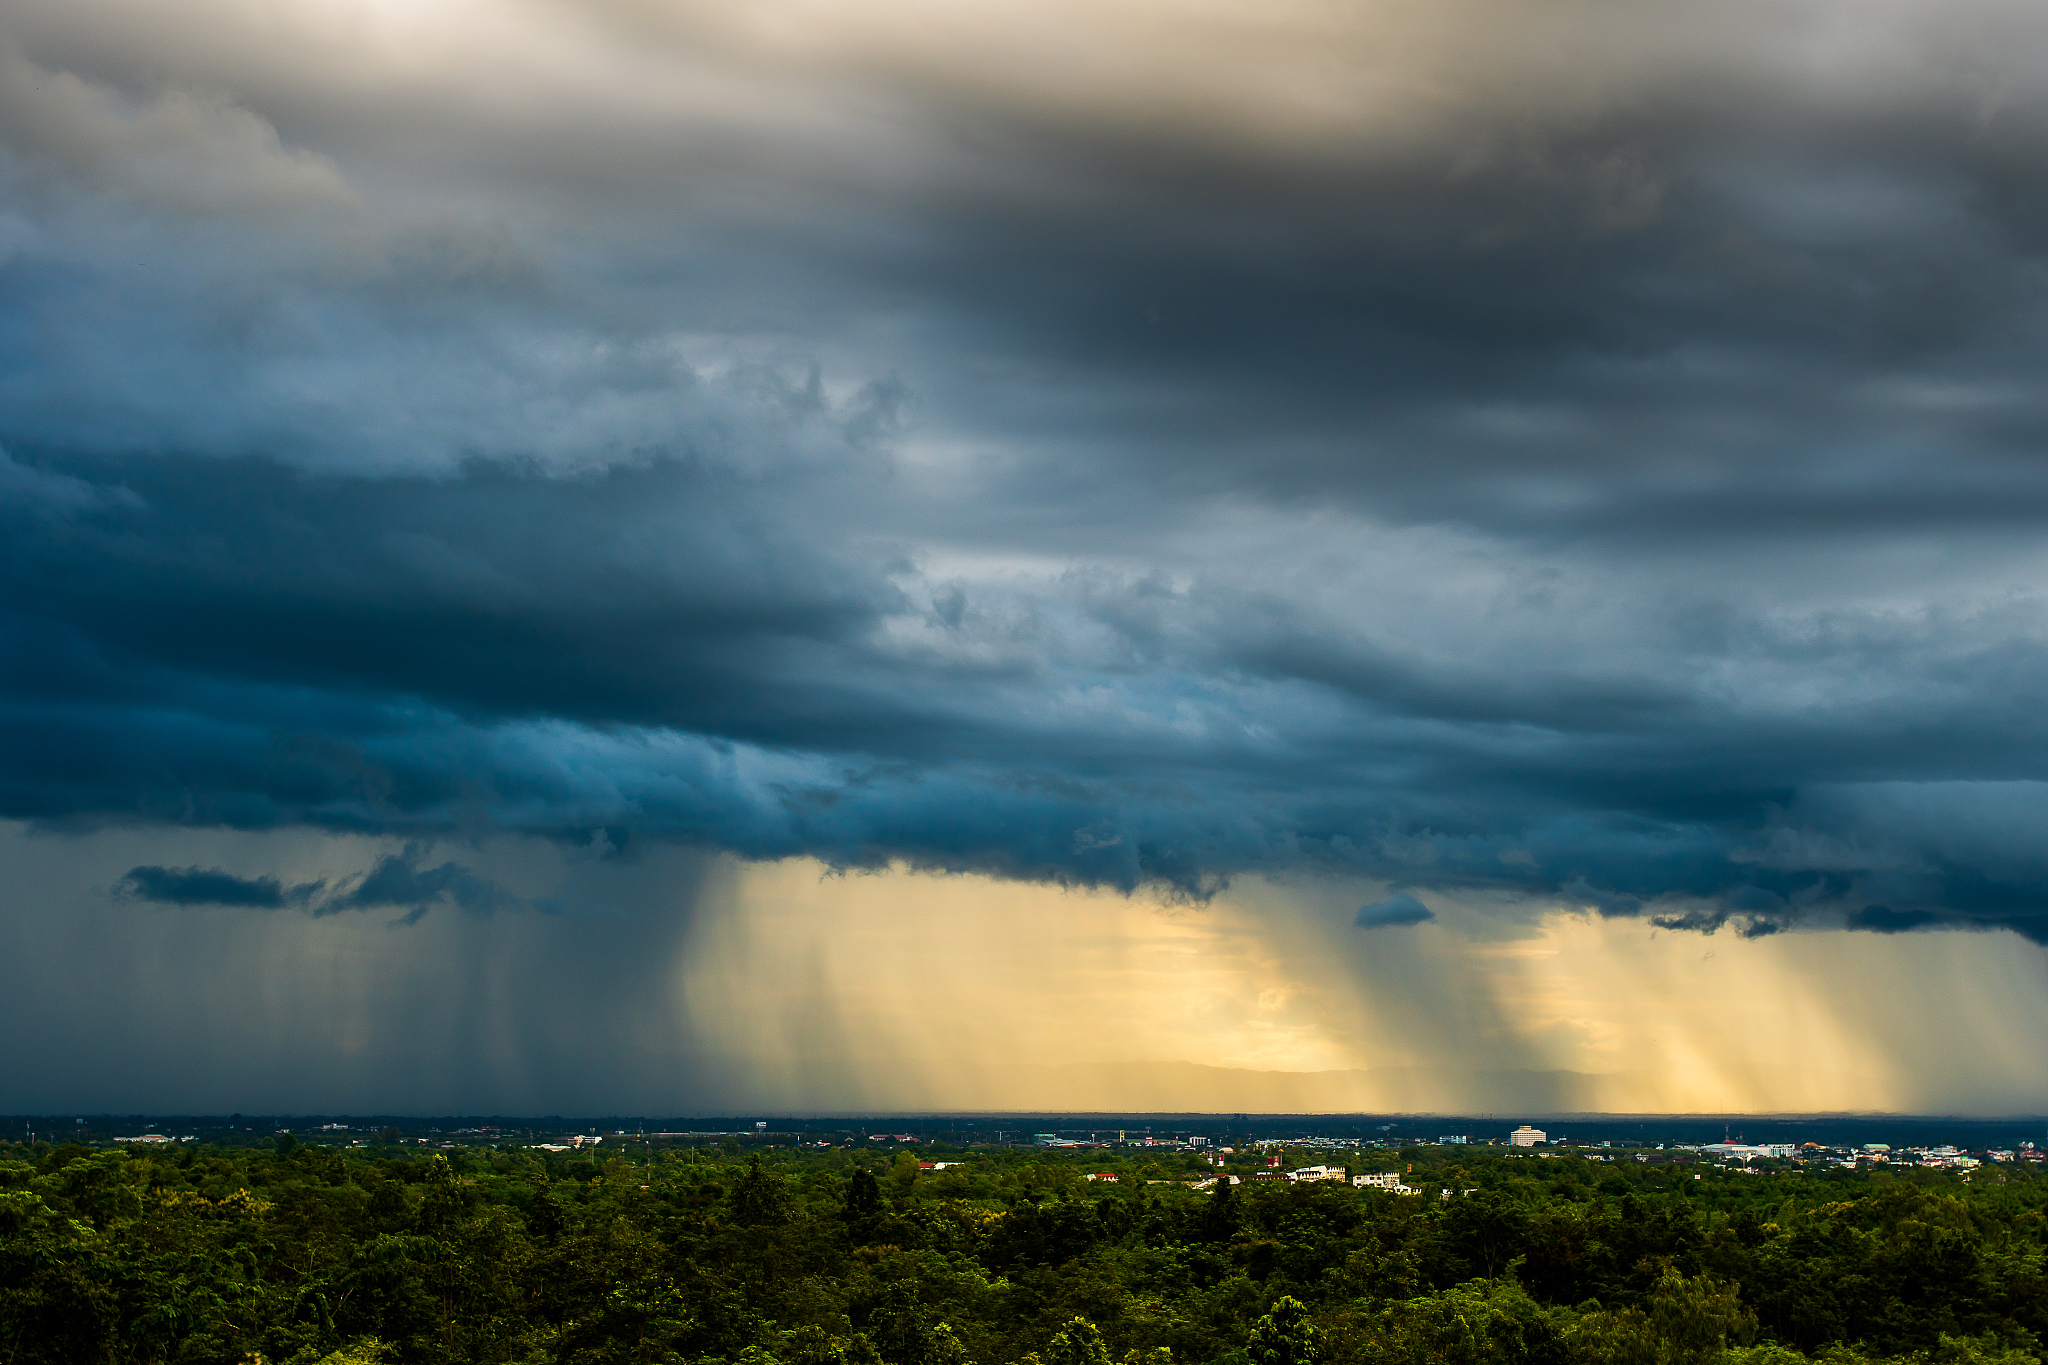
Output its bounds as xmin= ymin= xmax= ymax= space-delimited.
xmin=5 ymin=0 xmax=2048 ymax=939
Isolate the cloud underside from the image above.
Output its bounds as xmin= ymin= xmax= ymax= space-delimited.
xmin=1356 ymin=894 xmax=1435 ymax=929
xmin=5 ymin=0 xmax=2048 ymax=938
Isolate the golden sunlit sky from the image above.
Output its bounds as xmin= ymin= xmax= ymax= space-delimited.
xmin=6 ymin=823 xmax=2044 ymax=1113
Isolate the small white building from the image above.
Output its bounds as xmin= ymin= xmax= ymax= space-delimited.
xmin=1509 ymin=1125 xmax=1547 ymax=1147
xmin=1352 ymin=1171 xmax=1413 ymax=1192
xmin=1700 ymin=1143 xmax=1796 ymax=1161
xmin=1290 ymin=1164 xmax=1346 ymax=1182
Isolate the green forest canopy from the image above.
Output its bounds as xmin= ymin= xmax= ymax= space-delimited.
xmin=3 ymin=1138 xmax=2044 ymax=1365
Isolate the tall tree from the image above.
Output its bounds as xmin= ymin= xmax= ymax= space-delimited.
xmin=1248 ymin=1297 xmax=1321 ymax=1365
xmin=1202 ymin=1175 xmax=1239 ymax=1243
xmin=1041 ymin=1318 xmax=1114 ymax=1365
xmin=842 ymin=1165 xmax=885 ymax=1244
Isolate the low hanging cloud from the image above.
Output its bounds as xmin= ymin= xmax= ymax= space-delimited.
xmin=118 ymin=865 xmax=320 ymax=909
xmin=1354 ymin=894 xmax=1434 ymax=929
xmin=117 ymin=847 xmax=528 ymax=923
xmin=1845 ymin=905 xmax=1944 ymax=934
xmin=325 ymin=848 xmax=532 ymax=919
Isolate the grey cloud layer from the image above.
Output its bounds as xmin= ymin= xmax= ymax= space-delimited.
xmin=6 ymin=0 xmax=2048 ymax=937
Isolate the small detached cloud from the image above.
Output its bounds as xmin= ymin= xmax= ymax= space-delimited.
xmin=1650 ymin=906 xmax=1786 ymax=939
xmin=119 ymin=865 xmax=320 ymax=908
xmin=324 ymin=846 xmax=525 ymax=918
xmin=116 ymin=847 xmax=525 ymax=924
xmin=1355 ymin=892 xmax=1433 ymax=929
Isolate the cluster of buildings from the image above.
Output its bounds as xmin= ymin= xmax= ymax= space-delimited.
xmin=1675 ymin=1140 xmax=2042 ymax=1171
xmin=529 ymin=1133 xmax=606 ymax=1152
xmin=1027 ymin=1131 xmax=1498 ymax=1154
xmin=1696 ymin=1142 xmax=1799 ymax=1160
xmin=1496 ymin=1128 xmax=2044 ymax=1172
xmin=1818 ymin=1143 xmax=2040 ymax=1170
xmin=1037 ymin=1132 xmax=1226 ymax=1149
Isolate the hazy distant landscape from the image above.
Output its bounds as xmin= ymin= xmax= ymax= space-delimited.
xmin=17 ymin=1112 xmax=2048 ymax=1154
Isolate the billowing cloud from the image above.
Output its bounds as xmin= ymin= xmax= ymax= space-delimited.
xmin=3 ymin=0 xmax=2048 ymax=957
xmin=1355 ymin=893 xmax=1433 ymax=929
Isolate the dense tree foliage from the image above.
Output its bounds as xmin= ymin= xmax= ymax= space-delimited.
xmin=2 ymin=1140 xmax=2043 ymax=1365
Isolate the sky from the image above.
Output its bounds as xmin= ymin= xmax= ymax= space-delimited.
xmin=3 ymin=0 xmax=2048 ymax=1115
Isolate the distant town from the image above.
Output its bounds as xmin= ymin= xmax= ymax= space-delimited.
xmin=33 ymin=1111 xmax=2047 ymax=1185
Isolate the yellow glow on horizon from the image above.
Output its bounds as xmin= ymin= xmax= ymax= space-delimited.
xmin=682 ymin=859 xmax=2048 ymax=1114
xmin=680 ymin=859 xmax=1366 ymax=1108
xmin=3 ymin=820 xmax=2040 ymax=1115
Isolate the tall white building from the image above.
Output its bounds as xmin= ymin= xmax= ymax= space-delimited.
xmin=1509 ymin=1125 xmax=1547 ymax=1146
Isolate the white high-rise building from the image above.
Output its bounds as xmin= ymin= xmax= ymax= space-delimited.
xmin=1508 ymin=1125 xmax=1547 ymax=1147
